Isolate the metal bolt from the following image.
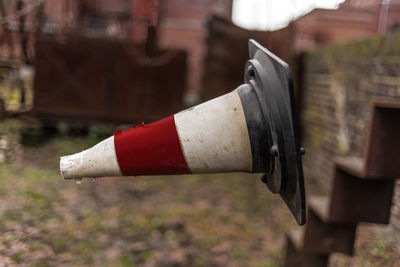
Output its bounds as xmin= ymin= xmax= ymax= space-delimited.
xmin=261 ymin=174 xmax=268 ymax=184
xmin=270 ymin=145 xmax=278 ymax=157
xmin=247 ymin=65 xmax=255 ymax=77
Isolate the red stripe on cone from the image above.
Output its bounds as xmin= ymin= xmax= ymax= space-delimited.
xmin=114 ymin=116 xmax=190 ymax=176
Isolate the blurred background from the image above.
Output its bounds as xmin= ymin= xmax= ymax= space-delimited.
xmin=0 ymin=0 xmax=399 ymax=266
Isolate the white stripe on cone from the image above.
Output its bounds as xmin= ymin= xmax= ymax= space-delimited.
xmin=60 ymin=136 xmax=122 ymax=179
xmin=174 ymin=90 xmax=253 ymax=173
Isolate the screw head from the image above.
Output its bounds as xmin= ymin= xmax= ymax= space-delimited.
xmin=247 ymin=65 xmax=255 ymax=77
xmin=261 ymin=174 xmax=268 ymax=184
xmin=270 ymin=145 xmax=278 ymax=157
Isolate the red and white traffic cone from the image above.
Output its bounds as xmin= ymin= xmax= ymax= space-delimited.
xmin=60 ymin=89 xmax=253 ymax=178
xmin=60 ymin=40 xmax=307 ymax=225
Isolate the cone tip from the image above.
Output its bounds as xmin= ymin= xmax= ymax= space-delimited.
xmin=60 ymin=156 xmax=65 ymax=179
xmin=60 ymin=150 xmax=91 ymax=180
xmin=60 ymin=155 xmax=74 ymax=179
xmin=60 ymin=153 xmax=81 ymax=180
xmin=59 ymin=136 xmax=122 ymax=180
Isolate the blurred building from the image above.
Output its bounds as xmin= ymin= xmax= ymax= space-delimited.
xmin=267 ymin=0 xmax=400 ymax=61
xmin=0 ymin=0 xmax=232 ymax=105
xmin=159 ymin=0 xmax=232 ymax=104
xmin=42 ymin=0 xmax=153 ymax=41
xmin=0 ymin=0 xmax=143 ymax=62
xmin=294 ymin=0 xmax=400 ymax=52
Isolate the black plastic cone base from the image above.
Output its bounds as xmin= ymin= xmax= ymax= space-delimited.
xmin=245 ymin=40 xmax=306 ymax=225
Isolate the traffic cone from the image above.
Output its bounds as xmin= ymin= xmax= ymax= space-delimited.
xmin=60 ymin=40 xmax=306 ymax=225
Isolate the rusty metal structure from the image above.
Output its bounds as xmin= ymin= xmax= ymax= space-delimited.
xmin=32 ymin=36 xmax=187 ymax=125
xmin=0 ymin=0 xmax=188 ymax=125
xmin=202 ymin=15 xmax=267 ymax=101
xmin=283 ymin=100 xmax=400 ymax=266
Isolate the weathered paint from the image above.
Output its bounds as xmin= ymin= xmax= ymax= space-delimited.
xmin=60 ymin=136 xmax=122 ymax=179
xmin=174 ymin=90 xmax=253 ymax=173
xmin=113 ymin=116 xmax=189 ymax=176
xmin=60 ymin=90 xmax=253 ymax=179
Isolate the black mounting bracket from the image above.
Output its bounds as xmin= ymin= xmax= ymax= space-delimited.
xmin=244 ymin=39 xmax=306 ymax=225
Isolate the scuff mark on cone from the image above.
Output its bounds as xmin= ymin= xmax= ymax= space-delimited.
xmin=60 ymin=136 xmax=121 ymax=179
xmin=174 ymin=90 xmax=252 ymax=173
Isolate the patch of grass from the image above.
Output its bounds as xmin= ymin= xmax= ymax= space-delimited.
xmin=0 ymin=119 xmax=23 ymax=135
xmin=10 ymin=252 xmax=24 ymax=263
xmin=230 ymin=247 xmax=249 ymax=261
xmin=0 ymin=164 xmax=16 ymax=183
xmin=253 ymin=260 xmax=279 ymax=267
xmin=361 ymin=259 xmax=374 ymax=267
xmin=22 ymin=167 xmax=58 ymax=182
xmin=138 ymin=249 xmax=153 ymax=261
xmin=50 ymin=236 xmax=69 ymax=254
xmin=30 ymin=243 xmax=42 ymax=252
xmin=3 ymin=210 xmax=23 ymax=221
xmin=193 ymin=236 xmax=216 ymax=251
xmin=32 ymin=262 xmax=51 ymax=267
xmin=28 ymin=192 xmax=47 ymax=201
xmin=371 ymin=239 xmax=386 ymax=257
xmin=192 ymin=257 xmax=211 ymax=267
xmin=80 ymin=211 xmax=109 ymax=233
xmin=115 ymin=255 xmax=137 ymax=267
xmin=72 ymin=240 xmax=102 ymax=257
xmin=70 ymin=240 xmax=102 ymax=265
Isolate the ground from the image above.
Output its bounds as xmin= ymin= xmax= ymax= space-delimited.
xmin=0 ymin=119 xmax=398 ymax=266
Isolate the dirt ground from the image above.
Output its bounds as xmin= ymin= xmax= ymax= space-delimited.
xmin=0 ymin=119 xmax=398 ymax=266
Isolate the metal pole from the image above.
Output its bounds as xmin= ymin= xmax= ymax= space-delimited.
xmin=378 ymin=0 xmax=391 ymax=34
